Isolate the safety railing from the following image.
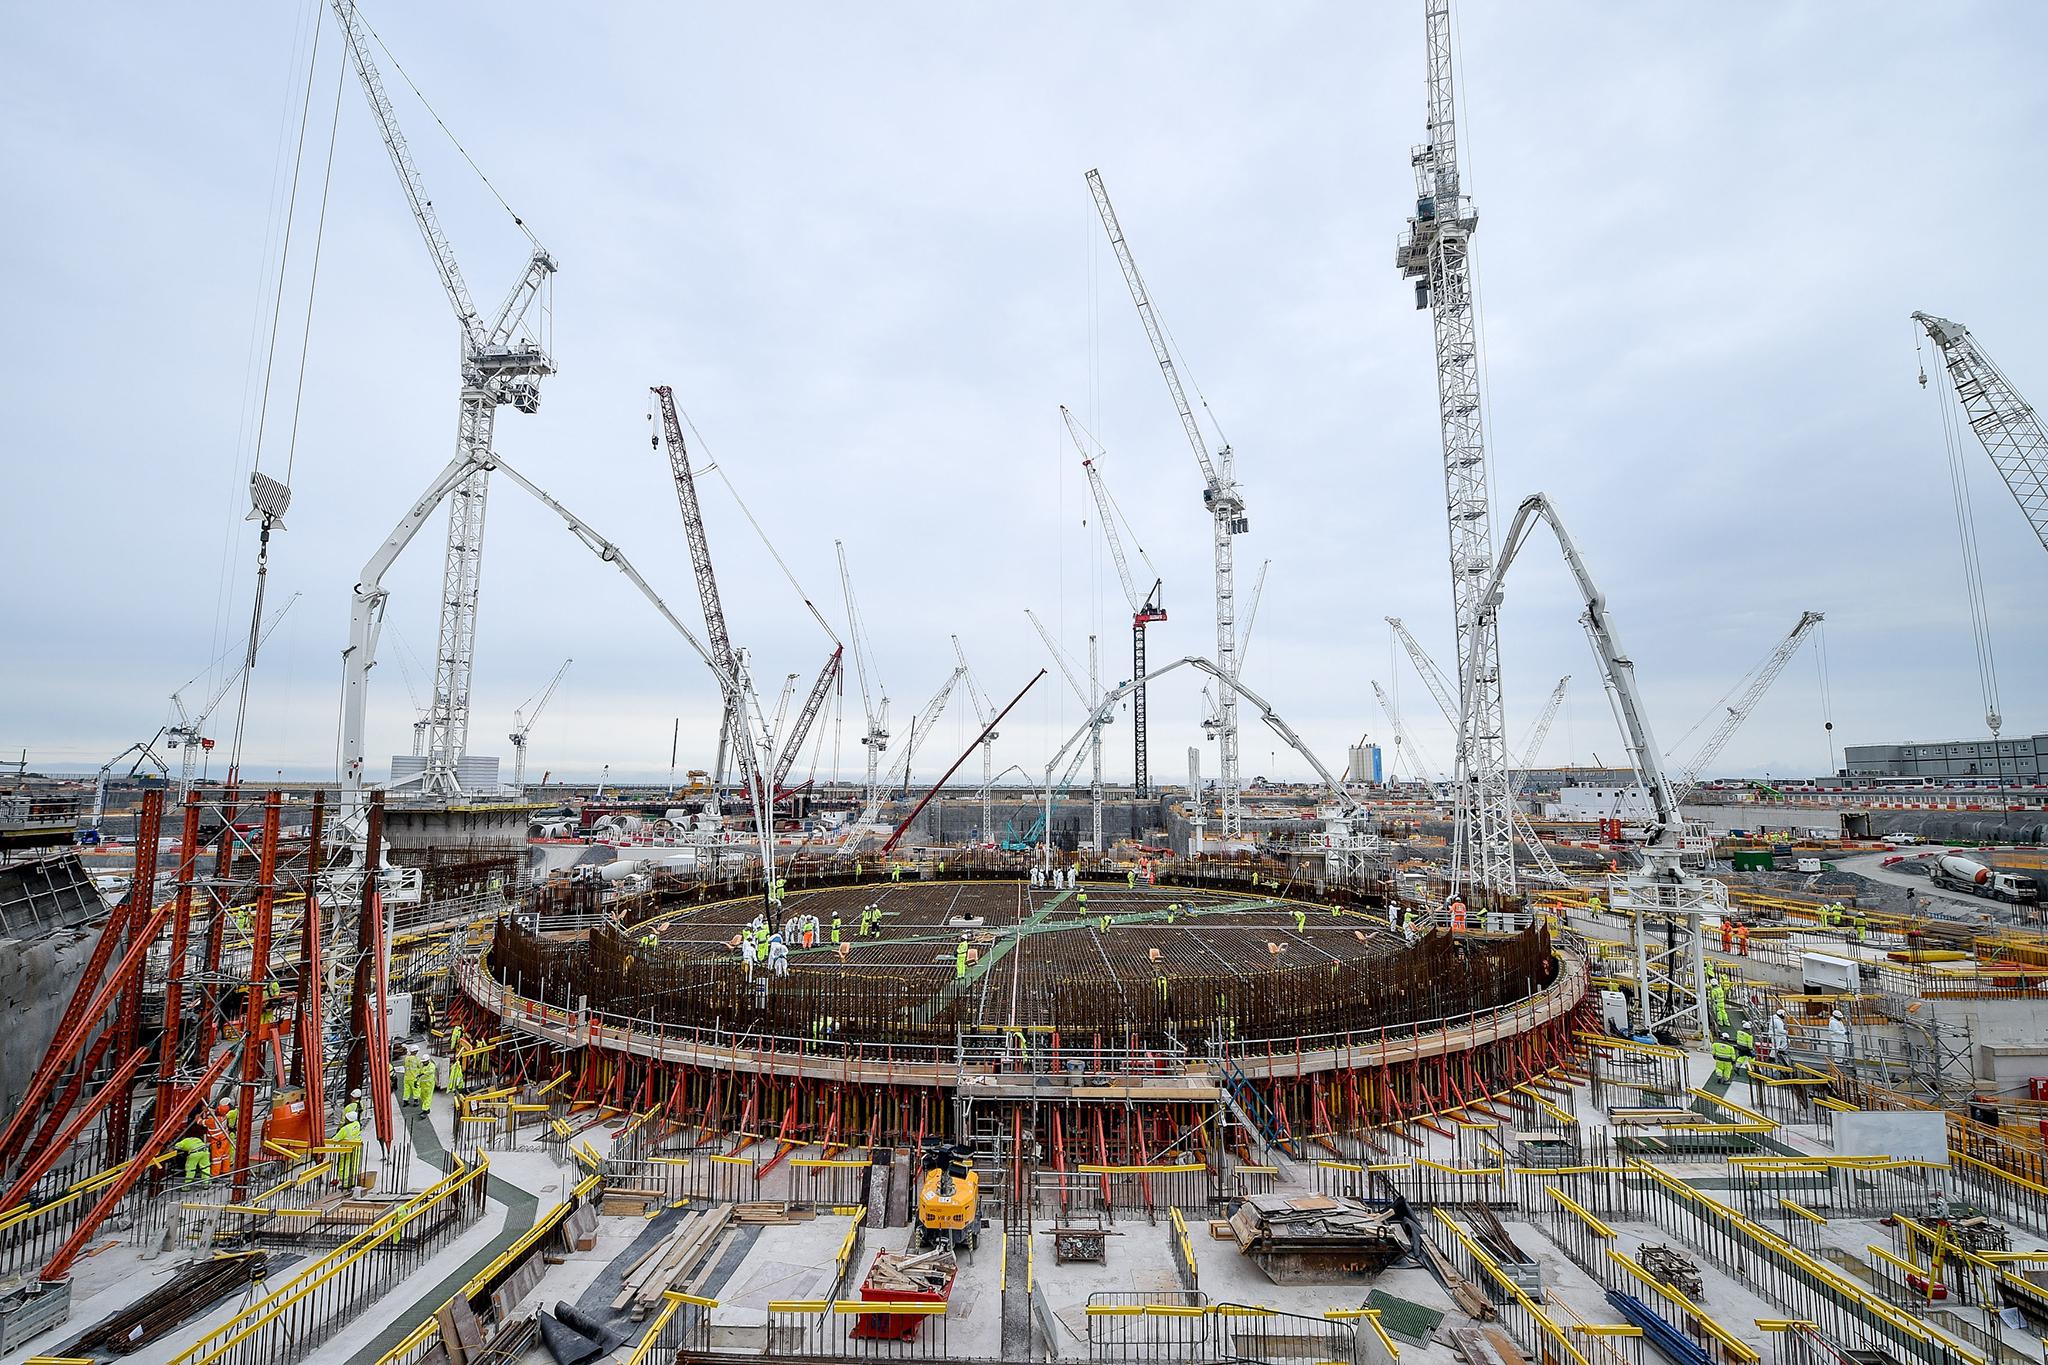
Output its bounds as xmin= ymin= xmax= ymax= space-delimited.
xmin=764 ymin=1297 xmax=952 ymax=1360
xmin=1031 ymin=1163 xmax=1214 ymax=1221
xmin=620 ymin=1289 xmax=717 ymax=1364
xmin=1629 ymin=1159 xmax=1984 ymax=1365
xmin=1168 ymin=1207 xmax=1199 ymax=1293
xmin=0 ymin=1155 xmax=163 ymax=1277
xmin=1607 ymin=1247 xmax=1761 ymax=1365
xmin=167 ymin=1154 xmax=491 ymax=1365
xmin=1431 ymin=1208 xmax=1595 ymax=1365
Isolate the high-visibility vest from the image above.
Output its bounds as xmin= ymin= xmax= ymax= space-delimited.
xmin=1450 ymin=901 xmax=1467 ymax=932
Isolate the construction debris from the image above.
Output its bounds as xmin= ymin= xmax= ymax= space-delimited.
xmin=1639 ymin=1243 xmax=1704 ymax=1299
xmin=1228 ymin=1192 xmax=1409 ymax=1284
xmin=611 ymin=1205 xmax=734 ymax=1320
xmin=862 ymin=1247 xmax=956 ymax=1295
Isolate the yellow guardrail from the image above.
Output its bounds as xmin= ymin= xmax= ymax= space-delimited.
xmin=172 ymin=1157 xmax=489 ymax=1365
xmin=1434 ymin=1209 xmax=1593 ymax=1365
xmin=1608 ymin=1249 xmax=1761 ymax=1363
xmin=1545 ymin=1185 xmax=1617 ymax=1239
xmin=460 ymin=1172 xmax=599 ymax=1303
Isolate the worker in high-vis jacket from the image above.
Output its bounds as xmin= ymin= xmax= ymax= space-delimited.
xmin=955 ymin=934 xmax=969 ymax=979
xmin=334 ymin=1112 xmax=364 ymax=1187
xmin=1710 ymin=1036 xmax=1737 ymax=1084
xmin=174 ymin=1130 xmax=212 ymax=1186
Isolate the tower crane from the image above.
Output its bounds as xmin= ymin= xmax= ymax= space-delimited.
xmin=1385 ymin=617 xmax=1569 ymax=888
xmin=1517 ymin=676 xmax=1569 ymax=772
xmin=165 ymin=593 xmax=301 ymax=798
xmin=1913 ymin=311 xmax=2044 ymax=740
xmin=1395 ymin=0 xmax=1516 ymax=897
xmin=1063 ymin=406 xmax=1166 ymax=797
xmin=332 ymin=0 xmax=556 ymax=799
xmin=1026 ymin=609 xmax=1107 ymax=854
xmin=953 ymin=637 xmax=998 ymax=844
xmin=836 ymin=542 xmax=890 ymax=823
xmin=1462 ymin=493 xmax=1722 ymax=1035
xmin=885 ymin=667 xmax=966 ymax=795
xmin=1087 ymin=169 xmax=1250 ymax=838
xmin=507 ymin=658 xmax=570 ymax=797
xmin=1668 ymin=612 xmax=1824 ymax=804
xmin=1914 ymin=313 xmax=2048 ymax=557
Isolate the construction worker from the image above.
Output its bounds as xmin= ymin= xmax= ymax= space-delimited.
xmin=741 ymin=934 xmax=758 ymax=980
xmin=448 ymin=1036 xmax=466 ymax=1093
xmin=854 ymin=860 xmax=863 ymax=879
xmin=1293 ymin=909 xmax=1307 ymax=933
xmin=343 ymin=1088 xmax=364 ymax=1125
xmin=955 ymin=934 xmax=969 ymax=979
xmin=768 ymin=934 xmax=790 ymax=978
xmin=1711 ymin=1035 xmax=1737 ymax=1084
xmin=1127 ymin=869 xmax=1137 ymax=890
xmin=1156 ymin=975 xmax=1168 ymax=1007
xmin=1852 ymin=909 xmax=1868 ymax=944
xmin=1734 ymin=1023 xmax=1755 ymax=1073
xmin=1099 ymin=916 xmax=1110 ymax=934
xmin=206 ymin=1100 xmax=233 ymax=1174
xmin=1828 ymin=1008 xmax=1849 ymax=1060
xmin=1167 ymin=903 xmax=1180 ymax=924
xmin=413 ymin=1047 xmax=437 ymax=1113
xmin=1735 ymin=922 xmax=1750 ymax=956
xmin=174 ymin=1129 xmax=212 ymax=1186
xmin=1710 ymin=982 xmax=1729 ymax=1032
xmin=1769 ymin=1009 xmax=1790 ymax=1059
xmin=891 ymin=864 xmax=902 ymax=882
xmin=334 ymin=1110 xmax=364 ymax=1187
xmin=1076 ymin=891 xmax=1088 ymax=914
xmin=830 ymin=912 xmax=842 ymax=947
xmin=1721 ymin=919 xmax=1734 ymax=953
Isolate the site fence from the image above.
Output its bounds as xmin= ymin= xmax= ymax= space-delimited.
xmin=765 ymin=1297 xmax=953 ymax=1361
xmin=1081 ymin=1292 xmax=1390 ymax=1365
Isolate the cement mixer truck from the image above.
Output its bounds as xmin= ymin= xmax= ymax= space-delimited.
xmin=1928 ymin=853 xmax=2041 ymax=905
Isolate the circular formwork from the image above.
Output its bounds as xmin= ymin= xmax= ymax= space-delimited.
xmin=485 ymin=877 xmax=1562 ymax=1053
xmin=463 ymin=874 xmax=1587 ymax=1144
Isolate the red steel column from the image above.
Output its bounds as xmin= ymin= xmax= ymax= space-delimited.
xmin=296 ymin=791 xmax=327 ymax=1141
xmin=230 ymin=792 xmax=281 ymax=1200
xmin=104 ymin=788 xmax=164 ymax=1162
xmin=155 ymin=794 xmax=202 ymax=1123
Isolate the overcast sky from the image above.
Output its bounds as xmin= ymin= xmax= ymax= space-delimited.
xmin=6 ymin=3 xmax=2046 ymax=789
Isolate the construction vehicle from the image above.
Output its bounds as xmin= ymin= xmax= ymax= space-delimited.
xmin=1001 ymin=812 xmax=1046 ymax=854
xmin=1929 ymin=854 xmax=2040 ymax=905
xmin=915 ymin=1142 xmax=980 ymax=1251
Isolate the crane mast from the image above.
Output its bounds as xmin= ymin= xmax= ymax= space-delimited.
xmin=1668 ymin=613 xmax=1822 ymax=802
xmin=652 ymin=386 xmax=761 ymax=799
xmin=508 ymin=658 xmax=571 ymax=796
xmin=1395 ymin=0 xmax=1515 ymax=897
xmin=332 ymin=0 xmax=556 ymax=799
xmin=1914 ymin=312 xmax=2048 ymax=558
xmin=1064 ymin=406 xmax=1166 ymax=798
xmin=773 ymin=647 xmax=843 ymax=795
xmin=1516 ymin=676 xmax=1569 ymax=770
xmin=836 ymin=542 xmax=889 ymax=822
xmin=1026 ymin=609 xmax=1107 ymax=854
xmin=953 ymin=637 xmax=998 ymax=845
xmin=1087 ymin=169 xmax=1248 ymax=836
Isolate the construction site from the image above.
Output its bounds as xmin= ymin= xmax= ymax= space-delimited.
xmin=7 ymin=2 xmax=2048 ymax=1365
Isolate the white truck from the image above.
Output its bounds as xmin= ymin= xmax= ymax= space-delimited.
xmin=1927 ymin=853 xmax=2041 ymax=905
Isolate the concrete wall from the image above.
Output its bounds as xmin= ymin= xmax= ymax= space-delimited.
xmin=905 ymin=796 xmax=1167 ymax=849
xmin=0 ymin=925 xmax=101 ymax=1114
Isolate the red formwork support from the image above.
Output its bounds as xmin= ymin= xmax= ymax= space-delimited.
xmin=42 ymin=1046 xmax=237 ymax=1281
xmin=0 ymin=1047 xmax=150 ymax=1211
xmin=105 ymin=788 xmax=164 ymax=1162
xmin=156 ymin=795 xmax=202 ymax=1129
xmin=230 ymin=793 xmax=281 ymax=1200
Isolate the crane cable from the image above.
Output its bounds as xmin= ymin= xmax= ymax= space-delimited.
xmin=357 ymin=8 xmax=540 ymax=247
xmin=1917 ymin=325 xmax=2003 ymax=736
xmin=1814 ymin=618 xmax=1837 ymax=776
xmin=675 ymin=407 xmax=841 ymax=647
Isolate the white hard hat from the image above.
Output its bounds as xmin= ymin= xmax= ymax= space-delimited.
xmin=1832 ymin=1008 xmax=1844 ymax=1019
xmin=350 ymin=1087 xmax=363 ymax=1098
